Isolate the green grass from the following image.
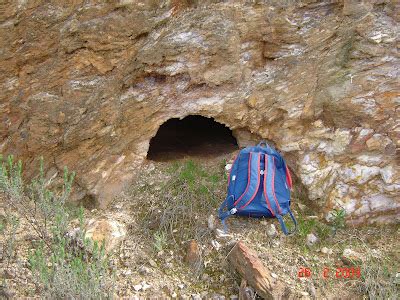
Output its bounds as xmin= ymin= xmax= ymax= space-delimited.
xmin=137 ymin=159 xmax=227 ymax=250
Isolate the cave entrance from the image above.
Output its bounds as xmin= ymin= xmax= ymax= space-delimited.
xmin=147 ymin=115 xmax=238 ymax=161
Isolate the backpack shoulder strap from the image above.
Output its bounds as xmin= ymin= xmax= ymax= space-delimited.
xmin=219 ymin=152 xmax=262 ymax=231
xmin=264 ymin=154 xmax=297 ymax=235
xmin=233 ymin=152 xmax=262 ymax=209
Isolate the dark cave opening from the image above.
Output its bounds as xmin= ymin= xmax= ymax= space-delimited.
xmin=147 ymin=115 xmax=238 ymax=161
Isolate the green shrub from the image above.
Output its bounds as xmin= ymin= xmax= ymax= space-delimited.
xmin=0 ymin=155 xmax=114 ymax=298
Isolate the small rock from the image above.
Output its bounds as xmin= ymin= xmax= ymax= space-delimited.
xmin=191 ymin=294 xmax=202 ymax=300
xmin=306 ymin=233 xmax=318 ymax=247
xmin=321 ymin=247 xmax=333 ymax=255
xmin=211 ymin=240 xmax=221 ymax=251
xmin=341 ymin=248 xmax=363 ymax=265
xmin=133 ymin=284 xmax=142 ymax=291
xmin=271 ymin=272 xmax=278 ymax=279
xmin=230 ymin=295 xmax=239 ymax=300
xmin=171 ymin=292 xmax=178 ymax=298
xmin=215 ymin=229 xmax=233 ymax=239
xmin=266 ymin=224 xmax=278 ymax=238
xmin=208 ymin=215 xmax=216 ymax=231
xmin=308 ymin=283 xmax=317 ymax=299
xmin=121 ymin=269 xmax=132 ymax=276
xmin=301 ymin=291 xmax=309 ymax=297
xmin=271 ymin=239 xmax=280 ymax=248
xmin=178 ymin=283 xmax=185 ymax=289
xmin=185 ymin=240 xmax=202 ymax=270
xmin=225 ymin=164 xmax=232 ymax=171
xmin=148 ymin=259 xmax=157 ymax=267
xmin=85 ymin=217 xmax=126 ymax=252
xmin=141 ymin=281 xmax=151 ymax=291
xmin=138 ymin=265 xmax=151 ymax=275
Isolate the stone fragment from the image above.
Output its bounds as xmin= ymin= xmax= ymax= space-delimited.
xmin=85 ymin=217 xmax=126 ymax=252
xmin=266 ymin=224 xmax=278 ymax=238
xmin=215 ymin=229 xmax=233 ymax=239
xmin=320 ymin=247 xmax=333 ymax=255
xmin=306 ymin=233 xmax=318 ymax=247
xmin=185 ymin=240 xmax=202 ymax=270
xmin=148 ymin=259 xmax=157 ymax=268
xmin=211 ymin=240 xmax=221 ymax=251
xmin=225 ymin=164 xmax=232 ymax=171
xmin=138 ymin=265 xmax=151 ymax=275
xmin=141 ymin=281 xmax=151 ymax=291
xmin=341 ymin=248 xmax=363 ymax=265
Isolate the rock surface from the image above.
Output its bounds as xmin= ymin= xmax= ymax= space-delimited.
xmin=0 ymin=1 xmax=399 ymax=224
xmin=85 ymin=217 xmax=126 ymax=252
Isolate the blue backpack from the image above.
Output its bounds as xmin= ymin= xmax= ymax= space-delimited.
xmin=219 ymin=141 xmax=297 ymax=235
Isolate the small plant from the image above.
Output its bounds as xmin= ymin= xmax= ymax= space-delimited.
xmin=0 ymin=154 xmax=113 ymax=298
xmin=330 ymin=208 xmax=346 ymax=234
xmin=153 ymin=230 xmax=167 ymax=252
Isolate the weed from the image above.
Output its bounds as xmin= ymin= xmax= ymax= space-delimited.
xmin=330 ymin=208 xmax=346 ymax=233
xmin=357 ymin=255 xmax=399 ymax=299
xmin=0 ymin=154 xmax=113 ymax=298
xmin=153 ymin=230 xmax=168 ymax=252
xmin=140 ymin=159 xmax=226 ymax=250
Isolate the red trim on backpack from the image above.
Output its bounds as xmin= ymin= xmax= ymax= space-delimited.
xmin=285 ymin=164 xmax=293 ymax=189
xmin=263 ymin=155 xmax=275 ymax=217
xmin=239 ymin=154 xmax=261 ymax=210
xmin=233 ymin=153 xmax=252 ymax=206
xmin=272 ymin=157 xmax=282 ymax=214
xmin=227 ymin=153 xmax=239 ymax=186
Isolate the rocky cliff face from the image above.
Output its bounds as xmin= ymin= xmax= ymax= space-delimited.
xmin=1 ymin=0 xmax=398 ymax=224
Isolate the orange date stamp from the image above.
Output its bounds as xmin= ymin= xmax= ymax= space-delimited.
xmin=298 ymin=267 xmax=361 ymax=279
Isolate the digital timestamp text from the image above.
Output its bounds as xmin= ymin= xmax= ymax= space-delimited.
xmin=298 ymin=267 xmax=361 ymax=279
